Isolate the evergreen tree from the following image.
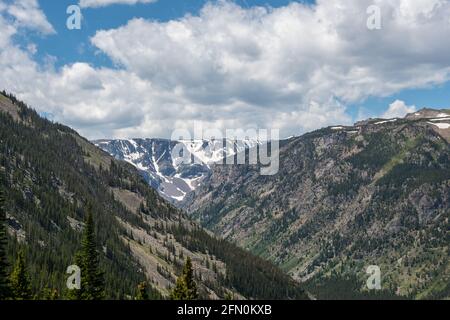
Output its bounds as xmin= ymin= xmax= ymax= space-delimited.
xmin=170 ymin=257 xmax=198 ymax=300
xmin=0 ymin=187 xmax=10 ymax=299
xmin=135 ymin=281 xmax=149 ymax=300
xmin=76 ymin=207 xmax=105 ymax=300
xmin=9 ymin=250 xmax=32 ymax=300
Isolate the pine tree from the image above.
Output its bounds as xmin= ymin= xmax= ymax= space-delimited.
xmin=170 ymin=257 xmax=198 ymax=300
xmin=9 ymin=250 xmax=32 ymax=300
xmin=0 ymin=187 xmax=11 ymax=299
xmin=135 ymin=281 xmax=149 ymax=300
xmin=74 ymin=206 xmax=105 ymax=300
xmin=183 ymin=257 xmax=198 ymax=300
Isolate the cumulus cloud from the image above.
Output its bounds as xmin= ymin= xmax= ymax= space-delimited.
xmin=79 ymin=0 xmax=156 ymax=8
xmin=1 ymin=0 xmax=450 ymax=139
xmin=382 ymin=100 xmax=417 ymax=119
xmin=6 ymin=0 xmax=55 ymax=34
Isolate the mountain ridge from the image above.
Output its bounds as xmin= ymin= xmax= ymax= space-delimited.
xmin=0 ymin=91 xmax=307 ymax=300
xmin=181 ymin=109 xmax=450 ymax=299
xmin=93 ymin=138 xmax=260 ymax=203
xmin=94 ymin=108 xmax=450 ymax=207
xmin=6 ymin=88 xmax=447 ymax=299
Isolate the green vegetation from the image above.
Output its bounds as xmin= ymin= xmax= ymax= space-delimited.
xmin=348 ymin=132 xmax=401 ymax=171
xmin=304 ymin=275 xmax=406 ymax=300
xmin=71 ymin=208 xmax=105 ymax=300
xmin=169 ymin=224 xmax=308 ymax=300
xmin=0 ymin=91 xmax=307 ymax=300
xmin=187 ymin=118 xmax=450 ymax=300
xmin=9 ymin=250 xmax=32 ymax=300
xmin=0 ymin=94 xmax=145 ymax=298
xmin=135 ymin=282 xmax=150 ymax=300
xmin=0 ymin=186 xmax=10 ymax=299
xmin=170 ymin=257 xmax=198 ymax=300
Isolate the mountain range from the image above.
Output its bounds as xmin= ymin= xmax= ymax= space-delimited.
xmin=2 ymin=89 xmax=449 ymax=300
xmin=97 ymin=108 xmax=450 ymax=299
xmin=93 ymin=138 xmax=259 ymax=203
xmin=0 ymin=91 xmax=306 ymax=300
xmin=184 ymin=109 xmax=450 ymax=299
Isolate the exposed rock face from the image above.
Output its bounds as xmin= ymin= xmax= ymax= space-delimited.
xmin=94 ymin=138 xmax=259 ymax=203
xmin=0 ymin=92 xmax=308 ymax=300
xmin=405 ymin=108 xmax=450 ymax=121
xmin=183 ymin=112 xmax=450 ymax=299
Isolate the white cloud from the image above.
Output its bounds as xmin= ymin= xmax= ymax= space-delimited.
xmin=6 ymin=0 xmax=55 ymax=34
xmin=79 ymin=0 xmax=156 ymax=8
xmin=1 ymin=0 xmax=450 ymax=139
xmin=382 ymin=100 xmax=417 ymax=119
xmin=26 ymin=42 xmax=37 ymax=55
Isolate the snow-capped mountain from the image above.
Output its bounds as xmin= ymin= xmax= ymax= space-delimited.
xmin=93 ymin=138 xmax=259 ymax=203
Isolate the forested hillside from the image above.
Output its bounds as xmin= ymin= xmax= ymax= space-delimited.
xmin=185 ymin=110 xmax=450 ymax=299
xmin=0 ymin=91 xmax=307 ymax=300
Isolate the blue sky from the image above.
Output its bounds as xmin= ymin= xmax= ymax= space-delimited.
xmin=1 ymin=0 xmax=450 ymax=139
xmin=29 ymin=1 xmax=311 ymax=68
xmin=348 ymin=82 xmax=450 ymax=120
xmin=25 ymin=0 xmax=450 ymax=112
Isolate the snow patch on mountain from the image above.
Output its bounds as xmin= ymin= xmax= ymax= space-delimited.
xmin=428 ymin=122 xmax=450 ymax=129
xmin=93 ymin=138 xmax=259 ymax=204
xmin=375 ymin=119 xmax=398 ymax=125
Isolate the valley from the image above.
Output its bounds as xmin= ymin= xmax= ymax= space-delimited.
xmin=0 ymin=91 xmax=306 ymax=300
xmin=97 ymin=108 xmax=450 ymax=299
xmin=1 ymin=90 xmax=448 ymax=300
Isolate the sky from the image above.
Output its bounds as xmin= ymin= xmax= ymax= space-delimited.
xmin=1 ymin=0 xmax=450 ymax=139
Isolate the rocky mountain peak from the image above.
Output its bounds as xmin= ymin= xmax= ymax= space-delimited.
xmin=405 ymin=108 xmax=450 ymax=120
xmin=93 ymin=138 xmax=260 ymax=204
